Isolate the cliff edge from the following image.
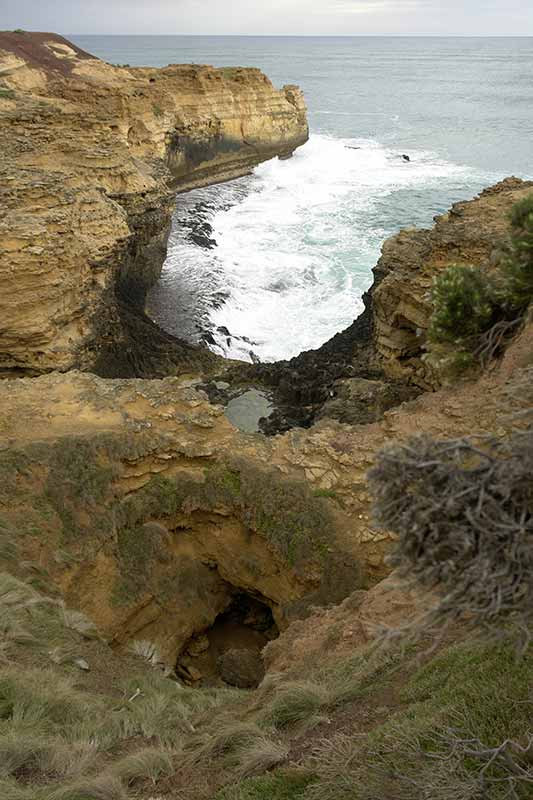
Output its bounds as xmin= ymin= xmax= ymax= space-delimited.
xmin=0 ymin=31 xmax=308 ymax=376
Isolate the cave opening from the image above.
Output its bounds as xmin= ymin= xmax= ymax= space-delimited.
xmin=176 ymin=593 xmax=279 ymax=688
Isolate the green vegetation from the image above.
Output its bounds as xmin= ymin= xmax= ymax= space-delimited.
xmin=205 ymin=462 xmax=332 ymax=567
xmin=426 ymin=193 xmax=533 ymax=376
xmin=219 ymin=67 xmax=243 ymax=80
xmin=0 ymin=87 xmax=16 ymax=100
xmin=305 ymin=639 xmax=533 ymax=800
xmin=500 ymin=192 xmax=533 ymax=308
xmin=118 ymin=460 xmax=334 ymax=578
xmin=216 ymin=771 xmax=315 ymax=800
xmin=428 ymin=263 xmax=495 ymax=345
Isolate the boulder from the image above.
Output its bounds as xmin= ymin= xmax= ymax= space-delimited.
xmin=218 ymin=648 xmax=265 ymax=688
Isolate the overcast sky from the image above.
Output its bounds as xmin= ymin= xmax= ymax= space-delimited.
xmin=1 ymin=0 xmax=532 ymax=36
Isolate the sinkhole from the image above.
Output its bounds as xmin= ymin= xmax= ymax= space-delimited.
xmin=176 ymin=593 xmax=279 ymax=689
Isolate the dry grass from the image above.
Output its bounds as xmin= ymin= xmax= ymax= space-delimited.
xmin=260 ymin=681 xmax=329 ymax=732
xmin=235 ymin=738 xmax=289 ymax=778
xmin=48 ymin=775 xmax=127 ymax=800
xmin=110 ymin=746 xmax=175 ymax=785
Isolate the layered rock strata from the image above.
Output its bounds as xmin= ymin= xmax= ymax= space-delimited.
xmin=0 ymin=32 xmax=308 ymax=376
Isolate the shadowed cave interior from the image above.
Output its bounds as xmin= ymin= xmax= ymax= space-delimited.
xmin=176 ymin=593 xmax=279 ymax=688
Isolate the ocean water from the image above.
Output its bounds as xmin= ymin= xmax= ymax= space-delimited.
xmin=73 ymin=36 xmax=533 ymax=362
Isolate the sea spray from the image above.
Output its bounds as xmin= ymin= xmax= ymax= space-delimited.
xmin=148 ymin=134 xmax=492 ymax=362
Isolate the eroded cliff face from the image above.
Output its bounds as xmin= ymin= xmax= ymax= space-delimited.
xmin=1 ymin=317 xmax=530 ymax=671
xmin=372 ymin=176 xmax=533 ymax=387
xmin=0 ymin=32 xmax=308 ymax=376
xmin=241 ymin=177 xmax=533 ymax=432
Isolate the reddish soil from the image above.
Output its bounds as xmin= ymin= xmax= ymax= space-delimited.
xmin=0 ymin=31 xmax=96 ymax=75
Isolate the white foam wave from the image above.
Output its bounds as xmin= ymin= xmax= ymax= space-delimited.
xmin=204 ymin=134 xmax=471 ymax=362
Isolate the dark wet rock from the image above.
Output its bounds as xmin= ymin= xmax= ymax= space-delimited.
xmin=200 ymin=331 xmax=217 ymax=346
xmin=316 ymin=377 xmax=418 ymax=426
xmin=225 ymin=282 xmax=379 ymax=433
xmin=93 ymin=300 xmax=220 ymax=379
xmin=218 ymin=648 xmax=265 ymax=688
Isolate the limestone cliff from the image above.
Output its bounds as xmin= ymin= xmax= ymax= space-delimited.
xmin=0 ymin=32 xmax=308 ymax=376
xmin=372 ymin=176 xmax=533 ymax=387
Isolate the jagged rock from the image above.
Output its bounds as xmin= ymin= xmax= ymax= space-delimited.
xmin=316 ymin=377 xmax=418 ymax=425
xmin=218 ymin=648 xmax=265 ymax=688
xmin=0 ymin=32 xmax=308 ymax=376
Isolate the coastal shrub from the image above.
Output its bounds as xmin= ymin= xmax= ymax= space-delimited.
xmin=428 ymin=264 xmax=495 ymax=346
xmin=368 ymin=428 xmax=533 ymax=640
xmin=0 ymin=87 xmax=15 ymax=99
xmin=500 ymin=192 xmax=533 ymax=309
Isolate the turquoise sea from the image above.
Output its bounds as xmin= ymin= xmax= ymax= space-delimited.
xmin=72 ymin=36 xmax=533 ymax=361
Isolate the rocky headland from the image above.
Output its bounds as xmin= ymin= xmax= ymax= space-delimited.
xmin=1 ymin=30 xmax=532 ymax=800
xmin=0 ymin=31 xmax=307 ymax=377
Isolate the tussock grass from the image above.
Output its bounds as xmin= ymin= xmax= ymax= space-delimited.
xmin=236 ymin=738 xmax=289 ymax=778
xmin=306 ymin=639 xmax=533 ymax=800
xmin=129 ymin=638 xmax=163 ymax=667
xmin=60 ymin=607 xmax=100 ymax=639
xmin=111 ymin=672 xmax=240 ymax=747
xmin=0 ymin=731 xmax=48 ymax=776
xmin=0 ymin=667 xmax=91 ymax=729
xmin=0 ymin=777 xmax=35 ymax=800
xmin=117 ymin=690 xmax=191 ymax=746
xmin=193 ymin=722 xmax=265 ymax=764
xmin=260 ymin=682 xmax=328 ymax=732
xmin=48 ymin=775 xmax=127 ymax=800
xmin=110 ymin=746 xmax=175 ymax=784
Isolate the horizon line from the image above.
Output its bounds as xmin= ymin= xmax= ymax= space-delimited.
xmin=67 ymin=33 xmax=533 ymax=38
